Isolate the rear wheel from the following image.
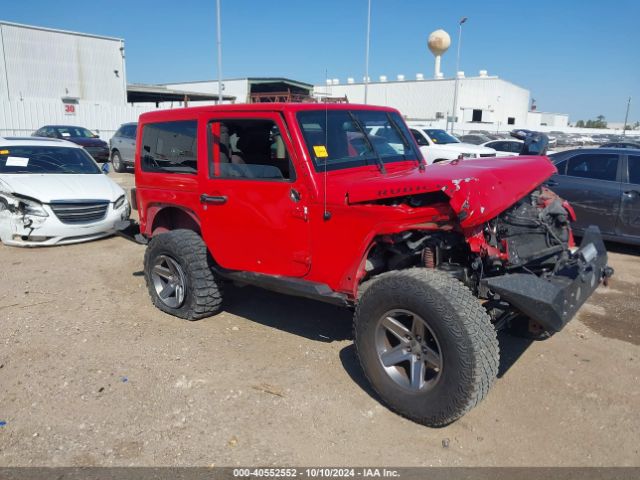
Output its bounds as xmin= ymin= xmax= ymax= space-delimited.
xmin=111 ymin=150 xmax=126 ymax=173
xmin=354 ymin=268 xmax=499 ymax=427
xmin=144 ymin=229 xmax=222 ymax=320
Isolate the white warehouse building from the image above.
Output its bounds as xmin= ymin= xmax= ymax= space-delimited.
xmin=0 ymin=21 xmax=224 ymax=137
xmin=314 ymin=72 xmax=569 ymax=133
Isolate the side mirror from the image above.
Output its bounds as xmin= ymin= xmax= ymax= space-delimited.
xmin=101 ymin=163 xmax=110 ymax=174
xmin=93 ymin=134 xmax=100 ymax=138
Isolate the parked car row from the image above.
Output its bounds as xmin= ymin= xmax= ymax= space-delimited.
xmin=31 ymin=123 xmax=138 ymax=171
xmin=9 ymin=115 xmax=640 ymax=250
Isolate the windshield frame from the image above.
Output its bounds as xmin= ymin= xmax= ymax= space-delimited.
xmin=0 ymin=145 xmax=102 ymax=175
xmin=296 ymin=109 xmax=422 ymax=172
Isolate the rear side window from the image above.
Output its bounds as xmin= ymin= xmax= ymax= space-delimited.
xmin=508 ymin=142 xmax=523 ymax=153
xmin=566 ymin=153 xmax=618 ymax=182
xmin=124 ymin=125 xmax=137 ymax=138
xmin=140 ymin=120 xmax=197 ymax=174
xmin=628 ymin=155 xmax=640 ymax=185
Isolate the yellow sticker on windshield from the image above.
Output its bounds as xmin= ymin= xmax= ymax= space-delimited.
xmin=313 ymin=145 xmax=328 ymax=158
xmin=0 ymin=150 xmax=9 ymax=155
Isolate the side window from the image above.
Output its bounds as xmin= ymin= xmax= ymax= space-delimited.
xmin=628 ymin=155 xmax=640 ymax=185
xmin=566 ymin=153 xmax=618 ymax=182
xmin=123 ymin=125 xmax=136 ymax=138
xmin=140 ymin=120 xmax=197 ymax=174
xmin=410 ymin=129 xmax=429 ymax=146
xmin=208 ymin=119 xmax=293 ymax=180
xmin=554 ymin=160 xmax=567 ymax=175
xmin=114 ymin=127 xmax=124 ymax=138
xmin=509 ymin=142 xmax=523 ymax=153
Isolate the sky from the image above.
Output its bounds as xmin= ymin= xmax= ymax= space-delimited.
xmin=2 ymin=0 xmax=639 ymax=122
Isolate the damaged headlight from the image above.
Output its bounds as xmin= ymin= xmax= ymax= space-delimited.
xmin=114 ymin=195 xmax=127 ymax=210
xmin=0 ymin=192 xmax=49 ymax=217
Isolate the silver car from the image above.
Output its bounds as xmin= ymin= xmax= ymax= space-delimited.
xmin=109 ymin=122 xmax=137 ymax=172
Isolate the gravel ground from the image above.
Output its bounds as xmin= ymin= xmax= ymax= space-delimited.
xmin=0 ymin=171 xmax=638 ymax=467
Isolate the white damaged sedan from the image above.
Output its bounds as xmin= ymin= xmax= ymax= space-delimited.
xmin=0 ymin=137 xmax=130 ymax=247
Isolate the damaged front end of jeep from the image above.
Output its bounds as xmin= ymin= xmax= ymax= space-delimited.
xmin=359 ymin=181 xmax=613 ymax=335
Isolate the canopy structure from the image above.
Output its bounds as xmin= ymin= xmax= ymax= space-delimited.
xmin=127 ymin=84 xmax=235 ymax=105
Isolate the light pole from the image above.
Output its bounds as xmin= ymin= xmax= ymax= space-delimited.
xmin=623 ymin=96 xmax=631 ymax=136
xmin=216 ymin=0 xmax=223 ymax=104
xmin=364 ymin=0 xmax=372 ymax=104
xmin=450 ymin=16 xmax=467 ymax=134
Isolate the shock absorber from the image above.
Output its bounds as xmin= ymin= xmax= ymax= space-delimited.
xmin=422 ymin=246 xmax=437 ymax=268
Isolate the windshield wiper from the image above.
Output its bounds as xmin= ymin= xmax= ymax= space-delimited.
xmin=348 ymin=112 xmax=386 ymax=174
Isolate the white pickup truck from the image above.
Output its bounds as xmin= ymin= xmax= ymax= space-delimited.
xmin=406 ymin=124 xmax=496 ymax=164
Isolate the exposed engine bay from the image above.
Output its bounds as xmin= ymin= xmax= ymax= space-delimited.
xmin=363 ymin=187 xmax=611 ymax=333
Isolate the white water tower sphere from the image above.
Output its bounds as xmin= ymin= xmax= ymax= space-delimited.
xmin=428 ymin=29 xmax=451 ymax=78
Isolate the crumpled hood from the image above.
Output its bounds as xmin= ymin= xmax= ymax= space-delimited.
xmin=0 ymin=174 xmax=124 ymax=203
xmin=335 ymin=156 xmax=557 ymax=228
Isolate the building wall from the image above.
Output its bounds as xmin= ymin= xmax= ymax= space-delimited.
xmin=314 ymin=76 xmax=530 ymax=126
xmin=0 ymin=22 xmax=126 ymax=104
xmin=0 ymin=98 xmax=176 ymax=140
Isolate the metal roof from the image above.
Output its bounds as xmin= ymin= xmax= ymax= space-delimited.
xmin=127 ymin=84 xmax=235 ymax=103
xmin=160 ymin=77 xmax=314 ymax=89
xmin=0 ymin=21 xmax=123 ymax=42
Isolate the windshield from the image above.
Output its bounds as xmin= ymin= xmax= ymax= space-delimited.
xmin=54 ymin=126 xmax=96 ymax=138
xmin=0 ymin=146 xmax=101 ymax=174
xmin=424 ymin=129 xmax=460 ymax=144
xmin=297 ymin=110 xmax=421 ymax=171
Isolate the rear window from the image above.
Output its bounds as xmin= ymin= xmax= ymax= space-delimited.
xmin=140 ymin=120 xmax=197 ymax=174
xmin=0 ymin=146 xmax=100 ymax=174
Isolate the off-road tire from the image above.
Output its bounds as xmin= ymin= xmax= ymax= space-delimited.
xmin=111 ymin=150 xmax=126 ymax=173
xmin=354 ymin=268 xmax=499 ymax=427
xmin=144 ymin=229 xmax=222 ymax=320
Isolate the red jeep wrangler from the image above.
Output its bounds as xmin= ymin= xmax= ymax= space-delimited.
xmin=124 ymin=103 xmax=611 ymax=427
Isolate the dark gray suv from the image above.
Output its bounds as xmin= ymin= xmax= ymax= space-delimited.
xmin=548 ymin=148 xmax=640 ymax=245
xmin=109 ymin=122 xmax=137 ymax=172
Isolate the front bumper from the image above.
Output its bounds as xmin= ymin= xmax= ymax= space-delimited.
xmin=84 ymin=147 xmax=110 ymax=162
xmin=482 ymin=226 xmax=612 ymax=333
xmin=0 ymin=201 xmax=130 ymax=247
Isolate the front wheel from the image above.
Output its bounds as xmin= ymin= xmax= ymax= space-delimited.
xmin=354 ymin=268 xmax=499 ymax=427
xmin=144 ymin=229 xmax=222 ymax=320
xmin=111 ymin=150 xmax=126 ymax=173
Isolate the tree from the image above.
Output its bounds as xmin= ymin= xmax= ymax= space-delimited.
xmin=578 ymin=116 xmax=607 ymax=129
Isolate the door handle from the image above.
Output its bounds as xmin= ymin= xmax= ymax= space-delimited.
xmin=545 ymin=180 xmax=558 ymax=187
xmin=200 ymin=194 xmax=227 ymax=205
xmin=623 ymin=190 xmax=640 ymax=197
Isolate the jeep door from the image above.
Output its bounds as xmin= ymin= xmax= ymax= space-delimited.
xmin=199 ymin=112 xmax=311 ymax=277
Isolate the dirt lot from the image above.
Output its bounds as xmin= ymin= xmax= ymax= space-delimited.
xmin=0 ymin=171 xmax=639 ymax=467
